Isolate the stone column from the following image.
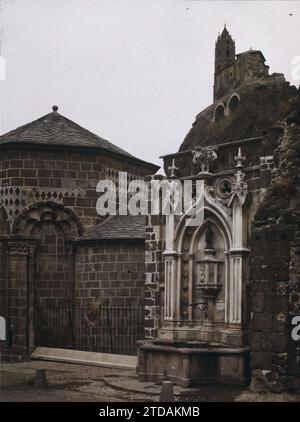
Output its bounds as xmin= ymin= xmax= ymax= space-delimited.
xmin=163 ymin=251 xmax=177 ymax=322
xmin=187 ymin=252 xmax=194 ymax=324
xmin=27 ymin=243 xmax=37 ymax=353
xmin=229 ymin=166 xmax=250 ymax=345
xmin=229 ymin=254 xmax=243 ymax=323
xmin=65 ymin=240 xmax=75 ymax=305
xmin=162 ymin=214 xmax=178 ymax=333
xmin=228 ymin=195 xmax=249 ymax=344
xmin=175 ymin=252 xmax=182 ymax=325
xmin=4 ymin=237 xmax=38 ymax=356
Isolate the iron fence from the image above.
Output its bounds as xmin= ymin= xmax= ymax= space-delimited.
xmin=35 ymin=303 xmax=144 ymax=356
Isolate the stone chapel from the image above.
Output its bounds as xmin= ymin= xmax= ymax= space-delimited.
xmin=0 ymin=107 xmax=158 ymax=356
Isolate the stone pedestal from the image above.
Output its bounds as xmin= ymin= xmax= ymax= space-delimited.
xmin=138 ymin=340 xmax=250 ymax=387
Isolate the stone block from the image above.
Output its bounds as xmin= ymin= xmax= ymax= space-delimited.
xmin=159 ymin=381 xmax=175 ymax=402
xmin=251 ymin=351 xmax=272 ymax=369
xmin=250 ymin=369 xmax=286 ymax=393
xmin=271 ymin=333 xmax=287 ymax=353
xmin=251 ymin=293 xmax=264 ymax=312
xmin=264 ymin=294 xmax=288 ymax=313
xmin=250 ymin=332 xmax=262 ymax=351
xmin=252 ymin=312 xmax=272 ymax=331
xmin=34 ymin=369 xmax=48 ymax=388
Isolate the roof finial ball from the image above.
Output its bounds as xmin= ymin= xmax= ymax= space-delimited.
xmin=52 ymin=105 xmax=59 ymax=112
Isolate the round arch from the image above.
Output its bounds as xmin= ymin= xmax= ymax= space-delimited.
xmin=12 ymin=201 xmax=84 ymax=237
xmin=214 ymin=103 xmax=225 ymax=122
xmin=227 ymin=93 xmax=240 ymax=114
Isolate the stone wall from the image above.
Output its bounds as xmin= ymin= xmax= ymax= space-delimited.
xmin=6 ymin=245 xmax=29 ymax=353
xmin=0 ymin=236 xmax=146 ymax=357
xmin=0 ymin=239 xmax=37 ymax=356
xmin=144 ymin=212 xmax=164 ymax=340
xmin=0 ymin=146 xmax=151 ymax=233
xmin=34 ymin=227 xmax=73 ymax=304
xmin=250 ymin=226 xmax=291 ymax=364
xmin=75 ymin=240 xmax=145 ymax=307
xmin=0 ymin=208 xmax=9 ymax=317
xmin=249 ymin=106 xmax=300 ymax=390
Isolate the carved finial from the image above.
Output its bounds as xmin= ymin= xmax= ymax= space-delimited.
xmin=52 ymin=105 xmax=58 ymax=112
xmin=229 ymin=168 xmax=248 ymax=207
xmin=234 ymin=147 xmax=246 ymax=168
xmin=168 ymin=158 xmax=178 ymax=179
xmin=193 ymin=146 xmax=218 ymax=176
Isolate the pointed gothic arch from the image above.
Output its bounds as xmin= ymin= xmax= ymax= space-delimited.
xmin=175 ymin=190 xmax=233 ymax=253
xmin=189 ymin=215 xmax=229 ymax=255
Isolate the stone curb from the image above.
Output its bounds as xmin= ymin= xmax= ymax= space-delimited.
xmin=103 ymin=374 xmax=185 ymax=397
xmin=31 ymin=347 xmax=137 ymax=370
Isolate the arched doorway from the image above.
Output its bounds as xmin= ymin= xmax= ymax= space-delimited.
xmin=13 ymin=201 xmax=82 ymax=349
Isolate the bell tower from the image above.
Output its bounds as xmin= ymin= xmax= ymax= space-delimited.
xmin=214 ymin=25 xmax=236 ymax=101
xmin=215 ymin=25 xmax=235 ymax=74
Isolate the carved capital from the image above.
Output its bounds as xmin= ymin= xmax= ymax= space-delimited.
xmin=7 ymin=240 xmax=38 ymax=256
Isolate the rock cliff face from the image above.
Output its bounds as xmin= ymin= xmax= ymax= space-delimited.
xmin=179 ymin=78 xmax=298 ymax=155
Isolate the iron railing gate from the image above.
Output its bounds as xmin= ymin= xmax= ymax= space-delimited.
xmin=35 ymin=303 xmax=144 ymax=356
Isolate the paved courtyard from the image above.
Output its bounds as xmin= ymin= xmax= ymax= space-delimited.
xmin=1 ymin=359 xmax=300 ymax=402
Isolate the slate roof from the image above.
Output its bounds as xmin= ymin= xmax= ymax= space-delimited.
xmin=78 ymin=214 xmax=146 ymax=241
xmin=0 ymin=107 xmax=159 ymax=170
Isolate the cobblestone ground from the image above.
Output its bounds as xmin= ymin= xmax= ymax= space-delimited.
xmin=0 ymin=360 xmax=152 ymax=402
xmin=0 ymin=360 xmax=299 ymax=402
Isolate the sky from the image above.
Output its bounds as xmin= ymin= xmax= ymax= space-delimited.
xmin=1 ymin=0 xmax=300 ymax=168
